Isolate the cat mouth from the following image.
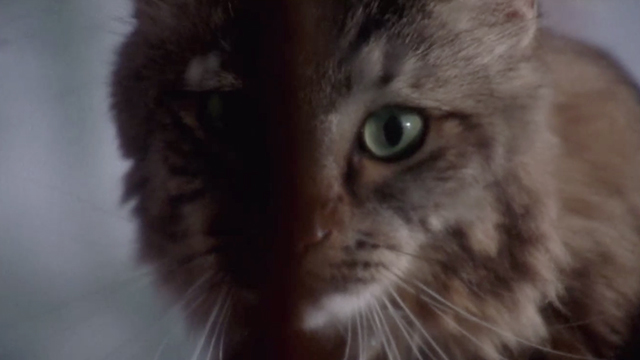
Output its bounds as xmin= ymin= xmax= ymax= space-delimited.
xmin=300 ymin=280 xmax=388 ymax=330
xmin=297 ymin=262 xmax=391 ymax=330
xmin=293 ymin=236 xmax=407 ymax=330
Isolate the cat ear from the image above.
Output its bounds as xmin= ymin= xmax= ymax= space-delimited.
xmin=503 ymin=0 xmax=537 ymax=21
xmin=498 ymin=0 xmax=538 ymax=48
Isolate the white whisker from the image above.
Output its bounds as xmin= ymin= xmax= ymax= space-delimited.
xmin=356 ymin=310 xmax=364 ymax=360
xmin=190 ymin=287 xmax=228 ymax=360
xmin=205 ymin=292 xmax=232 ymax=360
xmin=410 ymin=280 xmax=601 ymax=360
xmin=92 ymin=272 xmax=215 ymax=360
xmin=365 ymin=308 xmax=376 ymax=359
xmin=153 ymin=294 xmax=207 ymax=360
xmin=343 ymin=314 xmax=352 ymax=360
xmin=428 ymin=300 xmax=509 ymax=360
xmin=386 ymin=285 xmax=450 ymax=360
xmin=383 ymin=267 xmax=600 ymax=360
xmin=550 ymin=317 xmax=604 ymax=330
xmin=370 ymin=302 xmax=393 ymax=360
xmin=381 ymin=295 xmax=425 ymax=360
xmin=152 ymin=335 xmax=171 ymax=360
xmin=373 ymin=300 xmax=401 ymax=360
xmin=363 ymin=307 xmax=371 ymax=360
xmin=218 ymin=293 xmax=233 ymax=360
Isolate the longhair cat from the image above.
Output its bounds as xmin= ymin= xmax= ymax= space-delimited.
xmin=110 ymin=0 xmax=640 ymax=359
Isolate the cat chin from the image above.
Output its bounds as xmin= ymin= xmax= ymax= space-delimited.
xmin=300 ymin=282 xmax=387 ymax=331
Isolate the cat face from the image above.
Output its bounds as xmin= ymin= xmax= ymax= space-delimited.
xmin=112 ymin=0 xmax=563 ymax=358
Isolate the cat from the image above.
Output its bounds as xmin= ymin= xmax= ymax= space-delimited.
xmin=110 ymin=0 xmax=640 ymax=359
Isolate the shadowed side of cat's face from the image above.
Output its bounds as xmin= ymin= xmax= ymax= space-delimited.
xmin=112 ymin=0 xmax=560 ymax=357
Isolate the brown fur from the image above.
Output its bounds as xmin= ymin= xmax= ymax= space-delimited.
xmin=111 ymin=1 xmax=640 ymax=359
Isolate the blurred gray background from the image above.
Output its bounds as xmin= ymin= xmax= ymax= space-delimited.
xmin=0 ymin=1 xmax=639 ymax=360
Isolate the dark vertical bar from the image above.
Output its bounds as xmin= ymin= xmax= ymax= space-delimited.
xmin=234 ymin=1 xmax=318 ymax=360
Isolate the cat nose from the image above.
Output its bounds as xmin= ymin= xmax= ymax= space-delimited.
xmin=297 ymin=200 xmax=343 ymax=252
xmin=297 ymin=223 xmax=332 ymax=254
xmin=313 ymin=226 xmax=332 ymax=244
xmin=296 ymin=175 xmax=349 ymax=252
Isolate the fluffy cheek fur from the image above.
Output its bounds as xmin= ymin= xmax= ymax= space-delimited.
xmin=394 ymin=143 xmax=564 ymax=359
xmin=124 ymin=111 xmax=271 ymax=344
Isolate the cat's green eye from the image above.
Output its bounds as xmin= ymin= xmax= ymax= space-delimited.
xmin=361 ymin=107 xmax=426 ymax=160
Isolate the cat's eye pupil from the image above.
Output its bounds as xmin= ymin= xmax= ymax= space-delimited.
xmin=383 ymin=115 xmax=403 ymax=147
xmin=361 ymin=107 xmax=426 ymax=161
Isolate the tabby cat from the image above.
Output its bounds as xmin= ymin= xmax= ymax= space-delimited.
xmin=110 ymin=0 xmax=640 ymax=359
